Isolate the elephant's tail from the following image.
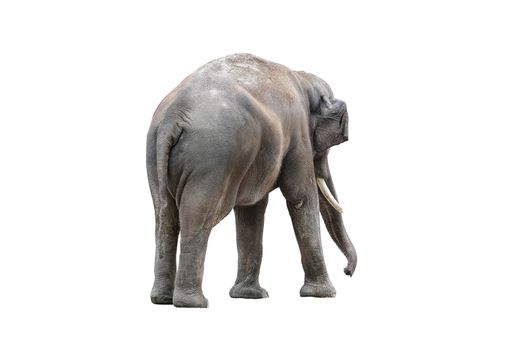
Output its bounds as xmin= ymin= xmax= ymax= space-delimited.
xmin=156 ymin=116 xmax=182 ymax=232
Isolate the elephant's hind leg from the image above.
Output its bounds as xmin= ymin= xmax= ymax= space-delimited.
xmin=230 ymin=195 xmax=269 ymax=299
xmin=172 ymin=225 xmax=211 ymax=308
xmin=148 ymin=129 xmax=179 ymax=305
xmin=172 ymin=180 xmax=234 ymax=308
xmin=150 ymin=198 xmax=179 ymax=304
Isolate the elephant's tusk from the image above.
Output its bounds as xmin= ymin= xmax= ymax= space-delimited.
xmin=316 ymin=177 xmax=344 ymax=213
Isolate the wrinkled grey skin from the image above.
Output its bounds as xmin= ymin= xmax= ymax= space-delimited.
xmin=147 ymin=54 xmax=357 ymax=308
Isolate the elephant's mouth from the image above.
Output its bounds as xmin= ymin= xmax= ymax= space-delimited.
xmin=316 ymin=177 xmax=343 ymax=213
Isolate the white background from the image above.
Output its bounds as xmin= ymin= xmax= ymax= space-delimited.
xmin=1 ymin=0 xmax=524 ymax=348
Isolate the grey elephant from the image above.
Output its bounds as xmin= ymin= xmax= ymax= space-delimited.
xmin=146 ymin=54 xmax=357 ymax=308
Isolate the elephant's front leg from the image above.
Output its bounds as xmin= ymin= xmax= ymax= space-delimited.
xmin=280 ymin=156 xmax=336 ymax=297
xmin=230 ymin=195 xmax=269 ymax=299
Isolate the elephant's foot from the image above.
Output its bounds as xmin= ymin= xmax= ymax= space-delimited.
xmin=230 ymin=281 xmax=269 ymax=299
xmin=150 ymin=281 xmax=173 ymax=304
xmin=300 ymin=278 xmax=336 ymax=298
xmin=173 ymin=289 xmax=209 ymax=308
xmin=151 ymin=291 xmax=173 ymax=304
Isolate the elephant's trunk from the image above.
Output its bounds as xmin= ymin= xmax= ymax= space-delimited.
xmin=317 ymin=176 xmax=357 ymax=276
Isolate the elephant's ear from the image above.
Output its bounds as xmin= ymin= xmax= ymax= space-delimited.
xmin=313 ymin=96 xmax=349 ymax=152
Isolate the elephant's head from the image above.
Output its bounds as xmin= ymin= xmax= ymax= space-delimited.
xmin=299 ymin=72 xmax=357 ymax=276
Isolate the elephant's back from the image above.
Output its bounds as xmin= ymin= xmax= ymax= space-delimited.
xmin=181 ymin=54 xmax=304 ymax=114
xmin=155 ymin=54 xmax=306 ymax=127
xmin=193 ymin=53 xmax=295 ymax=88
xmin=158 ymin=54 xmax=303 ymax=206
xmin=161 ymin=54 xmax=296 ymax=157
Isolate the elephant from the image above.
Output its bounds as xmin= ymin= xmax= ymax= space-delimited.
xmin=146 ymin=53 xmax=357 ymax=308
